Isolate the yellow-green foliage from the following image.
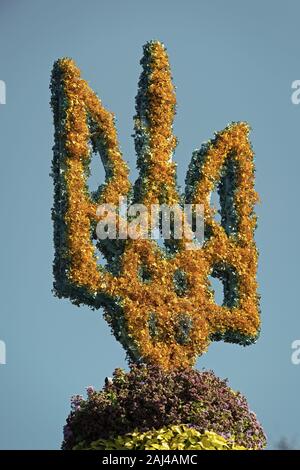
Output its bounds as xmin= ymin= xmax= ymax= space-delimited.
xmin=74 ymin=425 xmax=248 ymax=450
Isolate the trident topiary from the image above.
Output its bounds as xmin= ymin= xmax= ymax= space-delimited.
xmin=50 ymin=41 xmax=260 ymax=371
xmin=51 ymin=40 xmax=265 ymax=450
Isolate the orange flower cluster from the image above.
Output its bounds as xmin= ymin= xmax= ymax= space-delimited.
xmin=57 ymin=57 xmax=130 ymax=289
xmin=134 ymin=41 xmax=178 ymax=205
xmin=51 ymin=42 xmax=260 ymax=371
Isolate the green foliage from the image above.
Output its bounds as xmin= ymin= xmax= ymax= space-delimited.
xmin=73 ymin=425 xmax=248 ymax=450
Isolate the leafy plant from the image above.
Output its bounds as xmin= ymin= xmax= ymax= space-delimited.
xmin=73 ymin=425 xmax=247 ymax=450
xmin=62 ymin=366 xmax=266 ymax=450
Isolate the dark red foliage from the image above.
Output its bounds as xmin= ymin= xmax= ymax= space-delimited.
xmin=62 ymin=365 xmax=266 ymax=449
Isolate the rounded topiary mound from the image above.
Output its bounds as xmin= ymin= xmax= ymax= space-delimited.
xmin=62 ymin=366 xmax=266 ymax=450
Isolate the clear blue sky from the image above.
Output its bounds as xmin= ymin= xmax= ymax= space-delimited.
xmin=0 ymin=0 xmax=299 ymax=449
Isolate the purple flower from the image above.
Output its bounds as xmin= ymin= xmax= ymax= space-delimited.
xmin=62 ymin=366 xmax=267 ymax=450
xmin=70 ymin=394 xmax=84 ymax=411
xmin=86 ymin=386 xmax=95 ymax=397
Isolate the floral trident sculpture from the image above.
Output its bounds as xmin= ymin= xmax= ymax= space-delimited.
xmin=51 ymin=41 xmax=266 ymax=451
xmin=51 ymin=41 xmax=260 ymax=372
